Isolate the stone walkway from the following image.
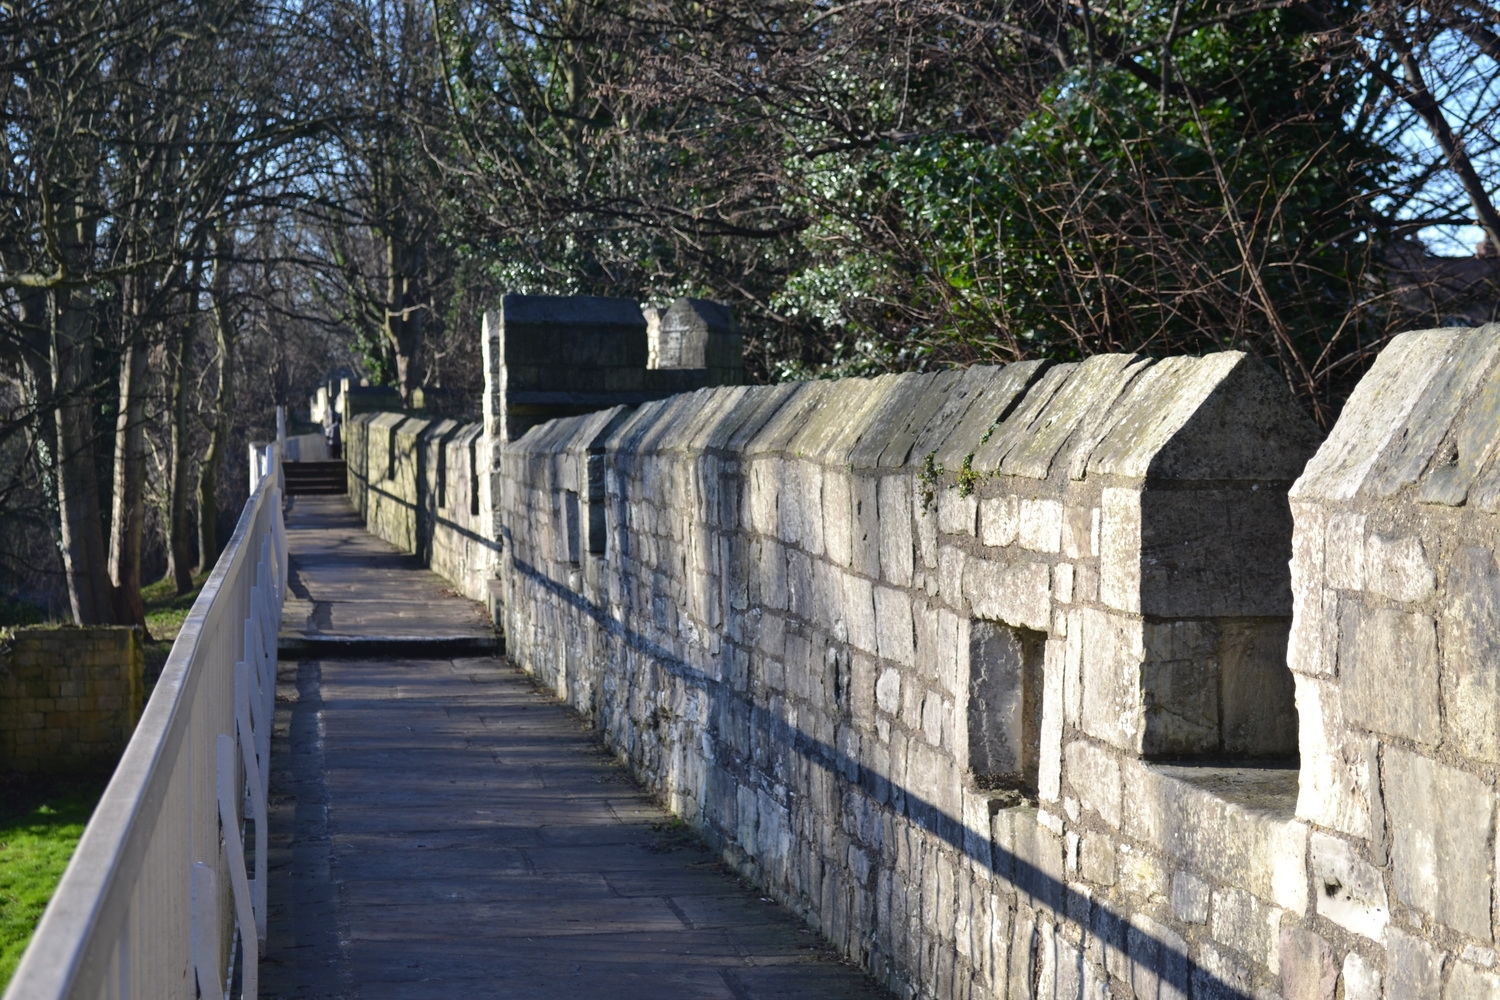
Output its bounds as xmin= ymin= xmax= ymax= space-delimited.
xmin=263 ymin=496 xmax=884 ymax=999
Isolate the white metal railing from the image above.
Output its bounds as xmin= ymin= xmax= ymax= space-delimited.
xmin=4 ymin=443 xmax=287 ymax=1000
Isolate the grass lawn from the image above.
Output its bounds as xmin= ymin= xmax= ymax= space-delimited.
xmin=0 ymin=774 xmax=109 ymax=990
xmin=141 ymin=572 xmax=210 ymax=692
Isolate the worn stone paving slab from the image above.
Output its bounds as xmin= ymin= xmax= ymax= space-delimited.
xmin=264 ymin=497 xmax=885 ymax=999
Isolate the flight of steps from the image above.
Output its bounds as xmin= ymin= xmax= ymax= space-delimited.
xmin=283 ymin=460 xmax=347 ymax=496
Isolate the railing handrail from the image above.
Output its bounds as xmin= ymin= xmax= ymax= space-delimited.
xmin=4 ymin=444 xmax=286 ymax=1000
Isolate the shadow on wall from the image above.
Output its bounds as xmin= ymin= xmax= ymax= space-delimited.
xmin=510 ymin=551 xmax=1269 ymax=1000
xmin=496 ymin=348 xmax=1326 ymax=1000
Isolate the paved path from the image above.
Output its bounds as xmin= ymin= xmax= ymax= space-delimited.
xmin=263 ymin=496 xmax=884 ymax=999
xmin=278 ymin=497 xmax=494 ymax=648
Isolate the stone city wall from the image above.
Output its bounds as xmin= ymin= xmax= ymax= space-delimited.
xmin=348 ymin=295 xmax=1500 ymax=1000
xmin=0 ymin=625 xmax=144 ymax=773
xmin=344 ymin=293 xmax=748 ymax=606
xmin=345 ymin=410 xmax=494 ymax=602
xmin=1286 ymin=326 xmax=1500 ymax=1000
xmin=492 ymin=351 xmax=1328 ymax=1000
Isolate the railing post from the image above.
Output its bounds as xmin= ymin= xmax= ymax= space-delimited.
xmin=190 ymin=863 xmax=222 ymax=1000
xmin=235 ymin=663 xmax=269 ymax=947
xmin=216 ymin=735 xmax=258 ymax=999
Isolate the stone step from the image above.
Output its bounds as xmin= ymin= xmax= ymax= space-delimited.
xmin=284 ymin=460 xmax=347 ymax=496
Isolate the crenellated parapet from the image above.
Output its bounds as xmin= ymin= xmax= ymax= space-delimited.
xmin=1287 ymin=325 xmax=1500 ymax=992
xmin=344 ymin=296 xmax=1500 ymax=1000
xmin=495 ymin=346 xmax=1324 ymax=1000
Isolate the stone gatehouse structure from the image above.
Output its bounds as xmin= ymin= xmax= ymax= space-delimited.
xmin=345 ymin=296 xmax=1500 ymax=1000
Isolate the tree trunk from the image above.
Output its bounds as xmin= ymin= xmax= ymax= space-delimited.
xmin=50 ymin=284 xmax=115 ymax=624
xmin=385 ymin=215 xmax=426 ymax=408
xmin=11 ymin=281 xmax=63 ymax=570
xmin=165 ymin=292 xmax=197 ymax=594
xmin=107 ymin=282 xmax=150 ymax=627
xmin=196 ymin=258 xmax=235 ymax=574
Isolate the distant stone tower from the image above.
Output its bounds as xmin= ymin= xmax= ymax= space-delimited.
xmin=649 ymin=298 xmax=745 ymax=387
xmin=480 ymin=292 xmax=746 ymax=547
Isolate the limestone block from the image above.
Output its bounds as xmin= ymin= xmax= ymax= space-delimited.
xmin=1173 ymin=872 xmax=1210 ymax=925
xmin=937 ymin=488 xmax=978 ymax=537
xmin=913 ymin=476 xmax=938 ymax=572
xmin=1290 ymin=524 xmax=1337 ymax=678
xmin=851 ymin=476 xmax=882 ymax=579
xmin=1218 ymin=620 xmax=1297 ymax=756
xmin=1078 ymin=609 xmax=1145 ymax=753
xmin=1125 ymin=912 xmax=1190 ymax=1000
xmin=780 ymin=548 xmax=816 ymax=617
xmin=1293 ymin=328 xmax=1465 ymax=502
xmin=1019 ymin=498 xmax=1064 ymax=554
xmin=1061 ymin=506 xmax=1095 ymax=559
xmin=1280 ymin=927 xmax=1338 ymax=1000
xmin=907 ymin=738 xmax=959 ymax=819
xmin=1212 ymin=887 xmax=1283 ymax=974
xmin=1338 ymin=604 xmax=1440 ymax=745
xmin=981 ymin=495 xmax=1019 ymax=548
xmin=1309 ymin=831 xmax=1389 ymax=941
xmin=749 ymin=460 xmax=780 ymax=537
xmin=1134 ymin=488 xmax=1297 ymax=618
xmin=841 ymin=573 xmax=878 ymax=656
xmin=1294 ymin=674 xmax=1371 ymax=836
xmin=1362 ymin=328 xmax=1500 ymax=500
xmin=1387 ymin=926 xmax=1445 ymax=1000
xmin=1446 ymin=962 xmax=1500 ymax=1000
xmin=997 ymin=810 xmax=1065 ymax=912
xmin=1441 ymin=546 xmax=1500 ymax=762
xmin=900 ymin=674 xmax=925 ymax=733
xmin=1116 ymin=841 xmax=1168 ymax=903
xmin=929 ymin=362 xmax=1049 ymax=474
xmin=1123 ymin=760 xmax=1308 ymax=915
xmin=1365 ymin=534 xmax=1437 ymax=603
xmin=920 ymin=691 xmax=949 ymax=748
xmin=1196 ymin=941 xmax=1256 ymax=1000
xmin=1140 ymin=619 xmax=1221 ymax=754
xmin=775 ymin=459 xmax=812 ymax=550
xmin=1038 ymin=639 xmax=1066 ymax=803
xmin=1081 ymin=834 xmax=1116 ymax=886
xmin=811 ymin=558 xmax=843 ymax=633
xmin=1100 ymin=488 xmax=1141 ymax=613
xmin=939 ymin=546 xmax=967 ymax=607
xmin=965 ymin=559 xmax=1051 ymax=633
xmin=877 ymin=475 xmax=915 ymax=587
xmin=967 ymin=620 xmax=1044 ymax=788
xmin=754 ymin=538 xmax=789 ymax=611
xmin=1063 ymin=739 xmax=1122 ymax=829
xmin=1063 ymin=617 xmax=1084 ymax=727
xmin=1382 ymin=747 xmax=1495 ymax=940
xmin=935 ymin=608 xmax=963 ymax=698
xmin=1344 ymin=951 xmax=1383 ymax=1000
xmin=1422 ymin=329 xmax=1500 ymax=507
